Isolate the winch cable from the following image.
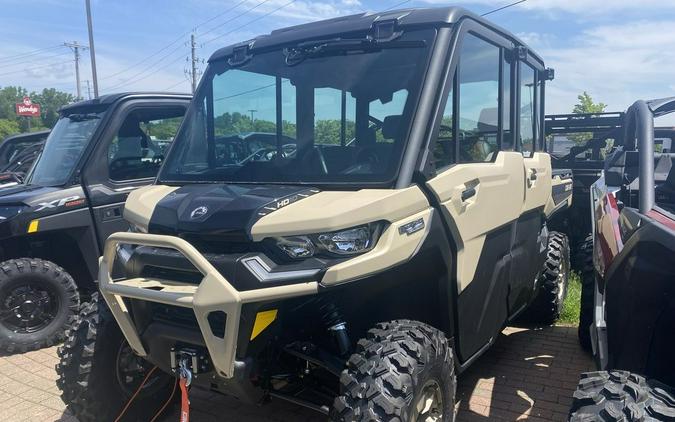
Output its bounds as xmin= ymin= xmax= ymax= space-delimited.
xmin=113 ymin=365 xmax=159 ymax=422
xmin=150 ymin=378 xmax=179 ymax=422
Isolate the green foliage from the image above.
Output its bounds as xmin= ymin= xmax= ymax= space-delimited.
xmin=213 ymin=112 xmax=359 ymax=145
xmin=570 ymin=92 xmax=607 ymax=144
xmin=558 ymin=271 xmax=581 ymax=325
xmin=144 ymin=118 xmax=183 ymax=140
xmin=0 ymin=119 xmax=20 ymax=140
xmin=0 ymin=85 xmax=74 ymax=139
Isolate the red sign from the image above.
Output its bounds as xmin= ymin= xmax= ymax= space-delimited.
xmin=15 ymin=96 xmax=41 ymax=117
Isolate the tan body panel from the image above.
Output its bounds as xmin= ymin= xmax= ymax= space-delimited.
xmin=321 ymin=207 xmax=434 ymax=286
xmin=123 ymin=185 xmax=179 ymax=232
xmin=250 ymin=187 xmax=429 ymax=241
xmin=523 ymin=152 xmax=552 ymax=213
xmin=426 ymin=152 xmax=526 ymax=292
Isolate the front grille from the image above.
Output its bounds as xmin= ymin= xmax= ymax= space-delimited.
xmin=149 ymin=303 xmax=226 ymax=338
xmin=141 ymin=265 xmax=202 ymax=284
xmin=150 ymin=302 xmax=199 ymax=328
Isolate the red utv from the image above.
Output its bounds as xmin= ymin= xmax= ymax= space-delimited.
xmin=569 ymin=98 xmax=675 ymax=420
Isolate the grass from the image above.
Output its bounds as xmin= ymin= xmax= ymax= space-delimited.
xmin=558 ymin=271 xmax=582 ymax=325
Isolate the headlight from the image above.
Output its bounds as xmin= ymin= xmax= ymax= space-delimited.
xmin=317 ymin=226 xmax=373 ymax=255
xmin=273 ymin=222 xmax=385 ymax=259
xmin=276 ymin=236 xmax=315 ymax=259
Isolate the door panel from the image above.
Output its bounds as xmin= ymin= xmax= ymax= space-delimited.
xmin=428 ymin=152 xmax=525 ymax=291
xmin=523 ymin=152 xmax=552 ymax=212
xmin=427 ymin=151 xmax=525 ymax=360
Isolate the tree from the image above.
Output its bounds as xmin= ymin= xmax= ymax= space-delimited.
xmin=0 ymin=85 xmax=74 ymax=134
xmin=0 ymin=119 xmax=20 ymax=140
xmin=569 ymin=91 xmax=607 ymax=144
xmin=32 ymin=88 xmax=75 ymax=128
xmin=573 ymin=91 xmax=607 ymax=115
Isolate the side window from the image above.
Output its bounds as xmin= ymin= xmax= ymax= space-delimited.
xmin=108 ymin=108 xmax=184 ymax=181
xmin=314 ymin=88 xmax=356 ymax=146
xmin=519 ymin=63 xmax=536 ymax=157
xmin=458 ymin=34 xmax=500 ymax=162
xmin=502 ymin=52 xmax=513 ymax=150
xmin=432 ymin=82 xmax=454 ymax=170
xmin=370 ymin=90 xmax=408 ymax=143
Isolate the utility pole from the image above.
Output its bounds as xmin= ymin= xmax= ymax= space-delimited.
xmin=85 ymin=0 xmax=99 ymax=98
xmin=64 ymin=41 xmax=88 ymax=100
xmin=85 ymin=80 xmax=92 ymax=100
xmin=190 ymin=33 xmax=198 ymax=93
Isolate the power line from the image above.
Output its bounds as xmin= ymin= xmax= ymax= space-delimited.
xmin=0 ymin=45 xmax=62 ymax=64
xmin=481 ymin=0 xmax=527 ymax=16
xmin=198 ymin=0 xmax=272 ymax=39
xmin=102 ymin=45 xmax=186 ymax=92
xmin=101 ymin=53 xmax=186 ymax=94
xmin=204 ymin=0 xmax=298 ymax=45
xmin=99 ymin=0 xmax=249 ymax=81
xmin=381 ymin=0 xmax=412 ymax=12
xmin=103 ymin=0 xmax=291 ymax=93
xmin=163 ymin=78 xmax=190 ymax=91
xmin=0 ymin=60 xmax=73 ymax=77
xmin=0 ymin=51 xmax=71 ymax=70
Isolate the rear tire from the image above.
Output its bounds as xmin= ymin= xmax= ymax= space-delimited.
xmin=523 ymin=231 xmax=571 ymax=324
xmin=57 ymin=293 xmax=176 ymax=422
xmin=578 ymin=235 xmax=595 ymax=353
xmin=0 ymin=258 xmax=79 ymax=353
xmin=332 ymin=319 xmax=456 ymax=422
xmin=568 ymin=370 xmax=675 ymax=421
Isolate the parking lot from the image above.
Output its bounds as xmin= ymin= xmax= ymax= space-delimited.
xmin=0 ymin=324 xmax=592 ymax=422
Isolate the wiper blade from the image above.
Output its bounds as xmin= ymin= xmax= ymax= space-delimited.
xmin=283 ymin=37 xmax=425 ymax=66
xmin=67 ymin=113 xmax=100 ymax=122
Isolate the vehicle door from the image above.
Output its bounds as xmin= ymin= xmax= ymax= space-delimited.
xmin=509 ymin=58 xmax=551 ymax=312
xmin=425 ymin=26 xmax=527 ymax=362
xmin=80 ymin=99 xmax=188 ymax=250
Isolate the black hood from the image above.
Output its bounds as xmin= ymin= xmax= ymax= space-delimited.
xmin=148 ymin=184 xmax=319 ymax=241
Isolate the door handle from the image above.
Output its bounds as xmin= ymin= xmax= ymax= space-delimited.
xmin=529 ymin=169 xmax=538 ymax=181
xmin=461 ymin=187 xmax=476 ymax=202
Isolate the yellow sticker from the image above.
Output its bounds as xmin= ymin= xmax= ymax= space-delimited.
xmin=250 ymin=309 xmax=278 ymax=340
xmin=27 ymin=220 xmax=39 ymax=233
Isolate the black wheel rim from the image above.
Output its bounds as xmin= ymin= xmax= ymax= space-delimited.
xmin=412 ymin=379 xmax=445 ymax=422
xmin=0 ymin=281 xmax=60 ymax=334
xmin=115 ymin=341 xmax=170 ymax=397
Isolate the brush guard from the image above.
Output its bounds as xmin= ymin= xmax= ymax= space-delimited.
xmin=98 ymin=232 xmax=318 ymax=379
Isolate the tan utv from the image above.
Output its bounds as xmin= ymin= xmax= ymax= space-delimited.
xmin=57 ymin=6 xmax=571 ymax=421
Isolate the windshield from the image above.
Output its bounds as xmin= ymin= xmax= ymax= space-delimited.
xmin=160 ymin=29 xmax=435 ymax=185
xmin=27 ymin=112 xmax=103 ymax=186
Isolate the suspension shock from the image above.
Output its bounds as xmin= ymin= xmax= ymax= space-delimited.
xmin=318 ymin=300 xmax=351 ymax=356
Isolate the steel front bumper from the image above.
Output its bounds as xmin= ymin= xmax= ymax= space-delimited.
xmin=98 ymin=232 xmax=319 ymax=379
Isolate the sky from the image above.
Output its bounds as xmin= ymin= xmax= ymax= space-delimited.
xmin=1 ymin=0 xmax=675 ymax=120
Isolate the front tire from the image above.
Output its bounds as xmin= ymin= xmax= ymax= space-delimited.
xmin=523 ymin=231 xmax=571 ymax=324
xmin=332 ymin=320 xmax=456 ymax=422
xmin=568 ymin=370 xmax=675 ymax=421
xmin=0 ymin=258 xmax=79 ymax=353
xmin=57 ymin=293 xmax=176 ymax=422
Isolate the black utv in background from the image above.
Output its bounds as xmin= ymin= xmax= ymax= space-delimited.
xmin=544 ymin=111 xmax=624 ymax=263
xmin=0 ymin=93 xmax=189 ymax=352
xmin=0 ymin=130 xmax=50 ymax=188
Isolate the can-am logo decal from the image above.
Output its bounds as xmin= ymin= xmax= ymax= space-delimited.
xmin=35 ymin=195 xmax=82 ymax=211
xmin=190 ymin=206 xmax=209 ymax=219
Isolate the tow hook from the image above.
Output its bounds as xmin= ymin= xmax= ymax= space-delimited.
xmin=170 ymin=347 xmax=210 ymax=375
xmin=171 ymin=348 xmax=207 ymax=422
